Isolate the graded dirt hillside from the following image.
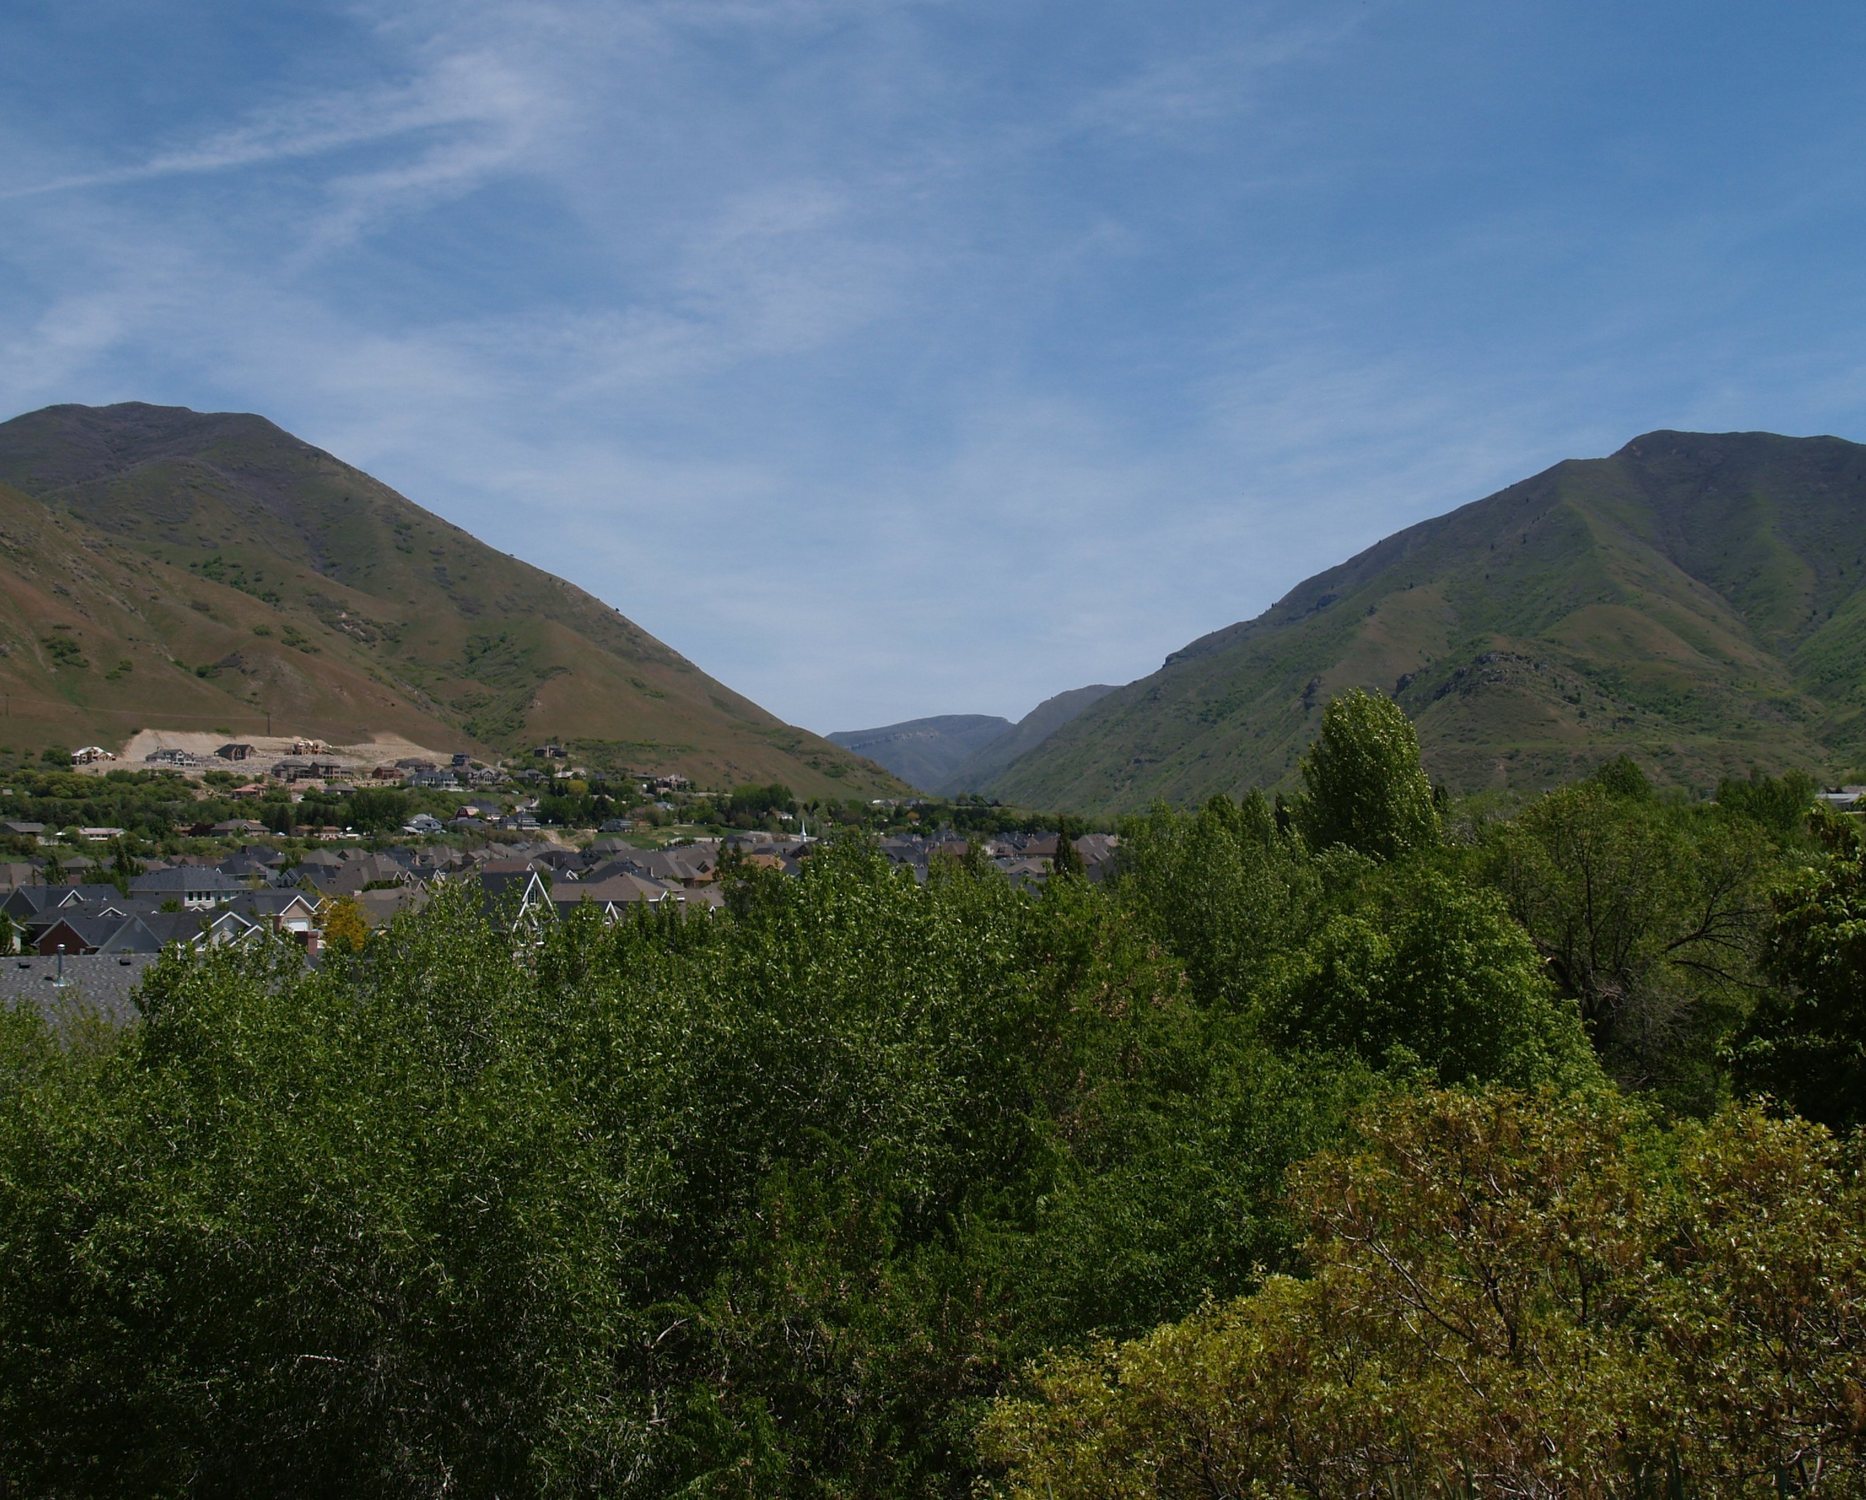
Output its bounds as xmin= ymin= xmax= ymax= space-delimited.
xmin=0 ymin=402 xmax=902 ymax=800
xmin=985 ymin=431 xmax=1866 ymax=813
xmin=95 ymin=731 xmax=456 ymax=779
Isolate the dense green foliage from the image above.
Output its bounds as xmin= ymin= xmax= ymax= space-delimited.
xmin=1478 ymin=777 xmax=1777 ymax=1113
xmin=1292 ymin=687 xmax=1441 ymax=861
xmin=0 ymin=697 xmax=1857 ymax=1495
xmin=982 ymin=1087 xmax=1866 ymax=1496
xmin=1734 ymin=812 xmax=1866 ymax=1129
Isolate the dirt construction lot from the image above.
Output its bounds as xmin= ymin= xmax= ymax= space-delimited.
xmin=79 ymin=730 xmax=462 ymax=779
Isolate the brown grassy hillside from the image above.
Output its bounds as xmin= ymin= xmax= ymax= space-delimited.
xmin=0 ymin=403 xmax=900 ymax=798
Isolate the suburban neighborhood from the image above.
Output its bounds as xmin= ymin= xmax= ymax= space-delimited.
xmin=0 ymin=730 xmax=1126 ymax=1020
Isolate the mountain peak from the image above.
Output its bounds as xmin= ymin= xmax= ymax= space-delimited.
xmin=984 ymin=430 xmax=1866 ymax=812
xmin=0 ymin=402 xmax=903 ymax=796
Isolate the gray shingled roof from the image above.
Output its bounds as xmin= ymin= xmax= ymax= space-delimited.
xmin=0 ymin=952 xmax=156 ymax=1029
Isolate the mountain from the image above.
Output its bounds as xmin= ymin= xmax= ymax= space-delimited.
xmin=0 ymin=402 xmax=902 ymax=798
xmin=827 ymin=715 xmax=1012 ymax=792
xmin=829 ymin=686 xmax=1120 ymax=795
xmin=939 ymin=685 xmax=1118 ymax=794
xmin=984 ymin=431 xmax=1866 ymax=813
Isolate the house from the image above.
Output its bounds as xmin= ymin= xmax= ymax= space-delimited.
xmin=3 ymin=886 xmax=125 ymax=934
xmin=129 ymin=867 xmax=246 ymax=910
xmin=144 ymin=748 xmax=198 ymax=767
xmin=403 ymin=813 xmax=445 ymax=836
xmin=71 ymin=746 xmax=115 ymax=765
xmin=548 ymin=872 xmax=683 ymax=924
xmin=476 ymin=869 xmax=553 ymax=935
xmin=33 ymin=912 xmax=135 ymax=956
xmin=1 ymin=886 xmax=84 ymax=930
xmin=230 ymin=889 xmax=322 ymax=944
xmin=351 ymin=885 xmax=432 ymax=931
xmin=137 ymin=908 xmax=262 ymax=951
xmin=216 ymin=742 xmax=256 ymax=762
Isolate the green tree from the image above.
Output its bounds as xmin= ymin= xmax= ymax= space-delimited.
xmin=1732 ymin=812 xmax=1866 ymax=1129
xmin=980 ymin=1088 xmax=1866 ymax=1497
xmin=322 ymin=895 xmax=370 ymax=952
xmin=345 ymin=786 xmax=411 ymax=833
xmin=1112 ymin=793 xmax=1319 ymax=1009
xmin=1256 ymin=870 xmax=1597 ymax=1089
xmin=1481 ymin=784 xmax=1772 ymax=1113
xmin=1049 ymin=825 xmax=1085 ymax=879
xmin=1716 ymin=766 xmax=1818 ymax=844
xmin=1292 ymin=688 xmax=1440 ymax=861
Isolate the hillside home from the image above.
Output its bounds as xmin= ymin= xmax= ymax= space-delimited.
xmin=352 ymin=885 xmax=431 ymax=930
xmin=129 ymin=867 xmax=246 ymax=910
xmin=33 ymin=912 xmax=151 ymax=957
xmin=477 ymin=869 xmax=553 ymax=936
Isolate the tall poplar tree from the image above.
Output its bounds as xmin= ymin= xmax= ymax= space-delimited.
xmin=1292 ymin=688 xmax=1439 ymax=861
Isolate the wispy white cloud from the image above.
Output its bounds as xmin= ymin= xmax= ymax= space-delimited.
xmin=2 ymin=50 xmax=527 ymax=201
xmin=4 ymin=0 xmax=1865 ymax=733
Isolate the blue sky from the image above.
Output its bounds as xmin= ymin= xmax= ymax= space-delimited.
xmin=4 ymin=1 xmax=1864 ymax=733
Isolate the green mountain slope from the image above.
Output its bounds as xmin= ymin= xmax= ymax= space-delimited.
xmin=986 ymin=431 xmax=1866 ymax=813
xmin=939 ymin=685 xmax=1117 ymax=795
xmin=0 ymin=402 xmax=902 ymax=798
